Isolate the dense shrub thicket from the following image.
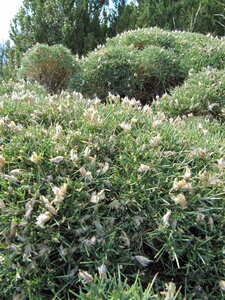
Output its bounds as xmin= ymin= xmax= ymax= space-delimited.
xmin=20 ymin=44 xmax=77 ymax=93
xmin=68 ymin=28 xmax=225 ymax=103
xmin=0 ymin=82 xmax=224 ymax=299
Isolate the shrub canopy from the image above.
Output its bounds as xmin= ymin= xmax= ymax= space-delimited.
xmin=20 ymin=44 xmax=77 ymax=93
xmin=69 ymin=28 xmax=225 ymax=103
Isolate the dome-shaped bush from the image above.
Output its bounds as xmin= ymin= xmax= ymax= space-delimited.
xmin=69 ymin=44 xmax=185 ymax=103
xmin=20 ymin=44 xmax=77 ymax=93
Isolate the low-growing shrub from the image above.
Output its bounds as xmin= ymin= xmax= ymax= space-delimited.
xmin=152 ymin=67 xmax=225 ymax=119
xmin=20 ymin=44 xmax=77 ymax=93
xmin=133 ymin=45 xmax=185 ymax=101
xmin=69 ymin=28 xmax=224 ymax=103
xmin=69 ymin=45 xmax=138 ymax=100
xmin=0 ymin=84 xmax=224 ymax=298
xmin=106 ymin=28 xmax=225 ymax=72
xmin=68 ymin=44 xmax=185 ymax=103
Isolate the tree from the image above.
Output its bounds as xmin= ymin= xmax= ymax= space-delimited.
xmin=136 ymin=0 xmax=224 ymax=36
xmin=10 ymin=0 xmax=110 ymax=56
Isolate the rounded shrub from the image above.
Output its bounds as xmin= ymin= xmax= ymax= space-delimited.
xmin=69 ymin=28 xmax=224 ymax=103
xmin=69 ymin=44 xmax=185 ymax=103
xmin=133 ymin=45 xmax=185 ymax=102
xmin=152 ymin=67 xmax=225 ymax=119
xmin=69 ymin=45 xmax=138 ymax=100
xmin=20 ymin=44 xmax=77 ymax=93
xmin=106 ymin=28 xmax=225 ymax=72
xmin=107 ymin=27 xmax=177 ymax=50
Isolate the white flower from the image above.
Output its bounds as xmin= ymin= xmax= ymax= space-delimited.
xmin=219 ymin=280 xmax=225 ymax=291
xmin=41 ymin=196 xmax=58 ymax=215
xmin=84 ymin=171 xmax=93 ymax=182
xmin=52 ymin=124 xmax=64 ymax=140
xmin=70 ymin=149 xmax=78 ymax=163
xmin=162 ymin=210 xmax=172 ymax=226
xmin=52 ymin=183 xmax=67 ymax=206
xmin=36 ymin=212 xmax=52 ymax=228
xmin=9 ymin=169 xmax=23 ymax=175
xmin=131 ymin=118 xmax=138 ymax=125
xmin=0 ymin=119 xmax=4 ymax=130
xmin=120 ymin=122 xmax=132 ymax=131
xmin=84 ymin=146 xmax=91 ymax=158
xmin=90 ymin=190 xmax=105 ymax=204
xmin=25 ymin=204 xmax=33 ymax=219
xmin=161 ymin=282 xmax=176 ymax=299
xmin=172 ymin=178 xmax=192 ymax=192
xmin=0 ymin=199 xmax=5 ymax=210
xmin=79 ymin=270 xmax=93 ymax=283
xmin=101 ymin=162 xmax=109 ymax=174
xmin=149 ymin=134 xmax=161 ymax=147
xmin=98 ymin=263 xmax=107 ymax=277
xmin=134 ymin=255 xmax=153 ymax=267
xmin=183 ymin=167 xmax=191 ymax=180
xmin=79 ymin=167 xmax=87 ymax=176
xmin=84 ymin=108 xmax=102 ymax=126
xmin=138 ymin=164 xmax=150 ymax=172
xmin=49 ymin=156 xmax=65 ymax=163
xmin=217 ymin=157 xmax=225 ymax=172
xmin=171 ymin=193 xmax=187 ymax=209
xmin=83 ymin=236 xmax=96 ymax=246
xmin=152 ymin=119 xmax=163 ymax=128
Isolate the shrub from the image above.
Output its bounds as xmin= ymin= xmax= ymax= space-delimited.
xmin=69 ymin=45 xmax=138 ymax=100
xmin=20 ymin=44 xmax=77 ymax=93
xmin=106 ymin=28 xmax=225 ymax=72
xmin=152 ymin=67 xmax=225 ymax=119
xmin=133 ymin=45 xmax=185 ymax=102
xmin=0 ymin=84 xmax=224 ymax=298
xmin=68 ymin=45 xmax=185 ymax=103
xmin=107 ymin=27 xmax=177 ymax=50
xmin=69 ymin=28 xmax=224 ymax=103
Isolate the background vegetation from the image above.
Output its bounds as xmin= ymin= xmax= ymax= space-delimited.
xmin=0 ymin=0 xmax=224 ymax=80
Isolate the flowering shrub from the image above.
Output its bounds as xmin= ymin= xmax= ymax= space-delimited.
xmin=152 ymin=67 xmax=225 ymax=119
xmin=0 ymin=82 xmax=224 ymax=298
xmin=20 ymin=44 xmax=77 ymax=93
xmin=69 ymin=44 xmax=184 ymax=103
xmin=107 ymin=27 xmax=225 ymax=71
xmin=69 ymin=28 xmax=224 ymax=103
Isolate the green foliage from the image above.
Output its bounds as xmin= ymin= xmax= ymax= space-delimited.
xmin=134 ymin=46 xmax=185 ymax=101
xmin=68 ymin=45 xmax=138 ymax=99
xmin=107 ymin=28 xmax=225 ymax=71
xmin=136 ymin=0 xmax=225 ymax=36
xmin=0 ymin=82 xmax=224 ymax=298
xmin=68 ymin=43 xmax=185 ymax=102
xmin=152 ymin=68 xmax=225 ymax=120
xmin=20 ymin=44 xmax=77 ymax=93
xmin=69 ymin=27 xmax=224 ymax=103
xmin=10 ymin=0 xmax=111 ymax=56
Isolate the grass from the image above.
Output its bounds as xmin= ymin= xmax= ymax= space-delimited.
xmin=0 ymin=81 xmax=224 ymax=299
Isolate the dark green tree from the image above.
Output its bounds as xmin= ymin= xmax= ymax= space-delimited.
xmin=136 ymin=0 xmax=224 ymax=36
xmin=10 ymin=0 xmax=110 ymax=56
